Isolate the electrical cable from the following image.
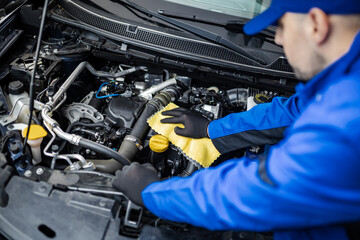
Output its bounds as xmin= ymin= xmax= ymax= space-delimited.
xmin=23 ymin=0 xmax=49 ymax=154
xmin=95 ymin=82 xmax=119 ymax=99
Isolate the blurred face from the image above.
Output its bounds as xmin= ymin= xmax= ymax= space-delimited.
xmin=274 ymin=13 xmax=326 ymax=80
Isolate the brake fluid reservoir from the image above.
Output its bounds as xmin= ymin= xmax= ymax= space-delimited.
xmin=8 ymin=81 xmax=32 ymax=124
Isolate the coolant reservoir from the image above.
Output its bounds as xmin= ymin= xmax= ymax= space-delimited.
xmin=22 ymin=125 xmax=48 ymax=165
xmin=8 ymin=80 xmax=32 ymax=124
xmin=247 ymin=94 xmax=271 ymax=111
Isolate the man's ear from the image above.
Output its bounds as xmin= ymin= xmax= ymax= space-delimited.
xmin=307 ymin=8 xmax=330 ymax=45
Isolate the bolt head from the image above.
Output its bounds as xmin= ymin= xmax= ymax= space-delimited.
xmin=99 ymin=200 xmax=107 ymax=207
xmin=51 ymin=144 xmax=59 ymax=153
xmin=9 ymin=142 xmax=20 ymax=154
xmin=24 ymin=170 xmax=32 ymax=177
xmin=36 ymin=168 xmax=44 ymax=175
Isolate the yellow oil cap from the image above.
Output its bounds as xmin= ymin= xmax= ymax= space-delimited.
xmin=22 ymin=125 xmax=48 ymax=140
xmin=149 ymin=135 xmax=169 ymax=153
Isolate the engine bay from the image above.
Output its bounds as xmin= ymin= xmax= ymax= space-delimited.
xmin=0 ymin=1 xmax=296 ymax=239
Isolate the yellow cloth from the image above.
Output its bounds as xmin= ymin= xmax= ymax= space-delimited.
xmin=147 ymin=103 xmax=220 ymax=168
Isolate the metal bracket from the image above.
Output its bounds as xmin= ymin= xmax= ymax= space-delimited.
xmin=80 ymin=91 xmax=95 ymax=105
xmin=61 ymin=103 xmax=104 ymax=124
xmin=0 ymin=98 xmax=44 ymax=125
xmin=124 ymin=135 xmax=143 ymax=151
xmin=124 ymin=201 xmax=143 ymax=229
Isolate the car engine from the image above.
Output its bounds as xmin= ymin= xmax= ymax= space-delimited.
xmin=0 ymin=1 xmax=296 ymax=239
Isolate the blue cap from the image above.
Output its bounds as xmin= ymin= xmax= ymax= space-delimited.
xmin=244 ymin=0 xmax=360 ymax=35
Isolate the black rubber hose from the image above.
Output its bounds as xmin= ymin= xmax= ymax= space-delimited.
xmin=78 ymin=138 xmax=131 ymax=166
xmin=180 ymin=162 xmax=197 ymax=177
xmin=130 ymin=103 xmax=159 ymax=140
xmin=130 ymin=91 xmax=176 ymax=140
xmin=116 ymin=101 xmax=161 ymax=162
xmin=89 ymin=159 xmax=123 ymax=174
xmin=117 ymin=91 xmax=177 ymax=162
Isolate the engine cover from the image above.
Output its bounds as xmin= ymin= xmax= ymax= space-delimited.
xmin=105 ymin=96 xmax=146 ymax=128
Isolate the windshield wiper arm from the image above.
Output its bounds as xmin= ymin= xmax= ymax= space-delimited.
xmin=158 ymin=9 xmax=275 ymax=36
xmin=158 ymin=9 xmax=243 ymax=33
xmin=158 ymin=9 xmax=226 ymax=27
xmin=111 ymin=0 xmax=266 ymax=65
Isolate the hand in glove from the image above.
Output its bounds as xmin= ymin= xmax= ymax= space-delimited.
xmin=112 ymin=162 xmax=160 ymax=206
xmin=161 ymin=107 xmax=210 ymax=139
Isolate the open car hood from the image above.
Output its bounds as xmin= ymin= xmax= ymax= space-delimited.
xmin=0 ymin=1 xmax=296 ymax=239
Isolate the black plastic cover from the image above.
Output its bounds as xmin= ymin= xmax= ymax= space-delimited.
xmin=105 ymin=96 xmax=146 ymax=128
xmin=0 ymin=176 xmax=133 ymax=240
xmin=0 ymin=153 xmax=13 ymax=208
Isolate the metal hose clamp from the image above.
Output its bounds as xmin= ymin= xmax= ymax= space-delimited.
xmin=124 ymin=135 xmax=143 ymax=151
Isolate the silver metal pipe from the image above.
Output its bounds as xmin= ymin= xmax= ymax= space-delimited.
xmin=42 ymin=119 xmax=59 ymax=158
xmin=51 ymin=62 xmax=88 ymax=107
xmin=42 ymin=107 xmax=81 ymax=146
xmin=51 ymin=155 xmax=73 ymax=169
xmin=53 ymin=127 xmax=82 ymax=146
xmin=85 ymin=64 xmax=147 ymax=78
xmin=51 ymin=62 xmax=146 ymax=107
xmin=41 ymin=107 xmax=58 ymax=130
xmin=51 ymin=93 xmax=67 ymax=112
xmin=67 ymin=187 xmax=128 ymax=198
xmin=139 ymin=78 xmax=177 ymax=100
xmin=61 ymin=154 xmax=87 ymax=166
xmin=67 ymin=170 xmax=114 ymax=178
xmin=42 ymin=114 xmax=84 ymax=169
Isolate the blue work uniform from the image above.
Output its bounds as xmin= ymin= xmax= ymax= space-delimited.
xmin=142 ymin=32 xmax=360 ymax=240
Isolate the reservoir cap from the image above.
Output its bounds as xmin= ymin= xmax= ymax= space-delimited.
xmin=22 ymin=125 xmax=48 ymax=140
xmin=9 ymin=81 xmax=25 ymax=95
xmin=149 ymin=135 xmax=169 ymax=153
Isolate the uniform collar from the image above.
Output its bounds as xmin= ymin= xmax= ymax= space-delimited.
xmin=295 ymin=30 xmax=360 ymax=103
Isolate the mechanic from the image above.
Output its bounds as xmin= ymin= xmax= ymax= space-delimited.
xmin=112 ymin=0 xmax=360 ymax=239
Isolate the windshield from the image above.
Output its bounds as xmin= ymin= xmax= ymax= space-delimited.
xmin=163 ymin=0 xmax=271 ymax=19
